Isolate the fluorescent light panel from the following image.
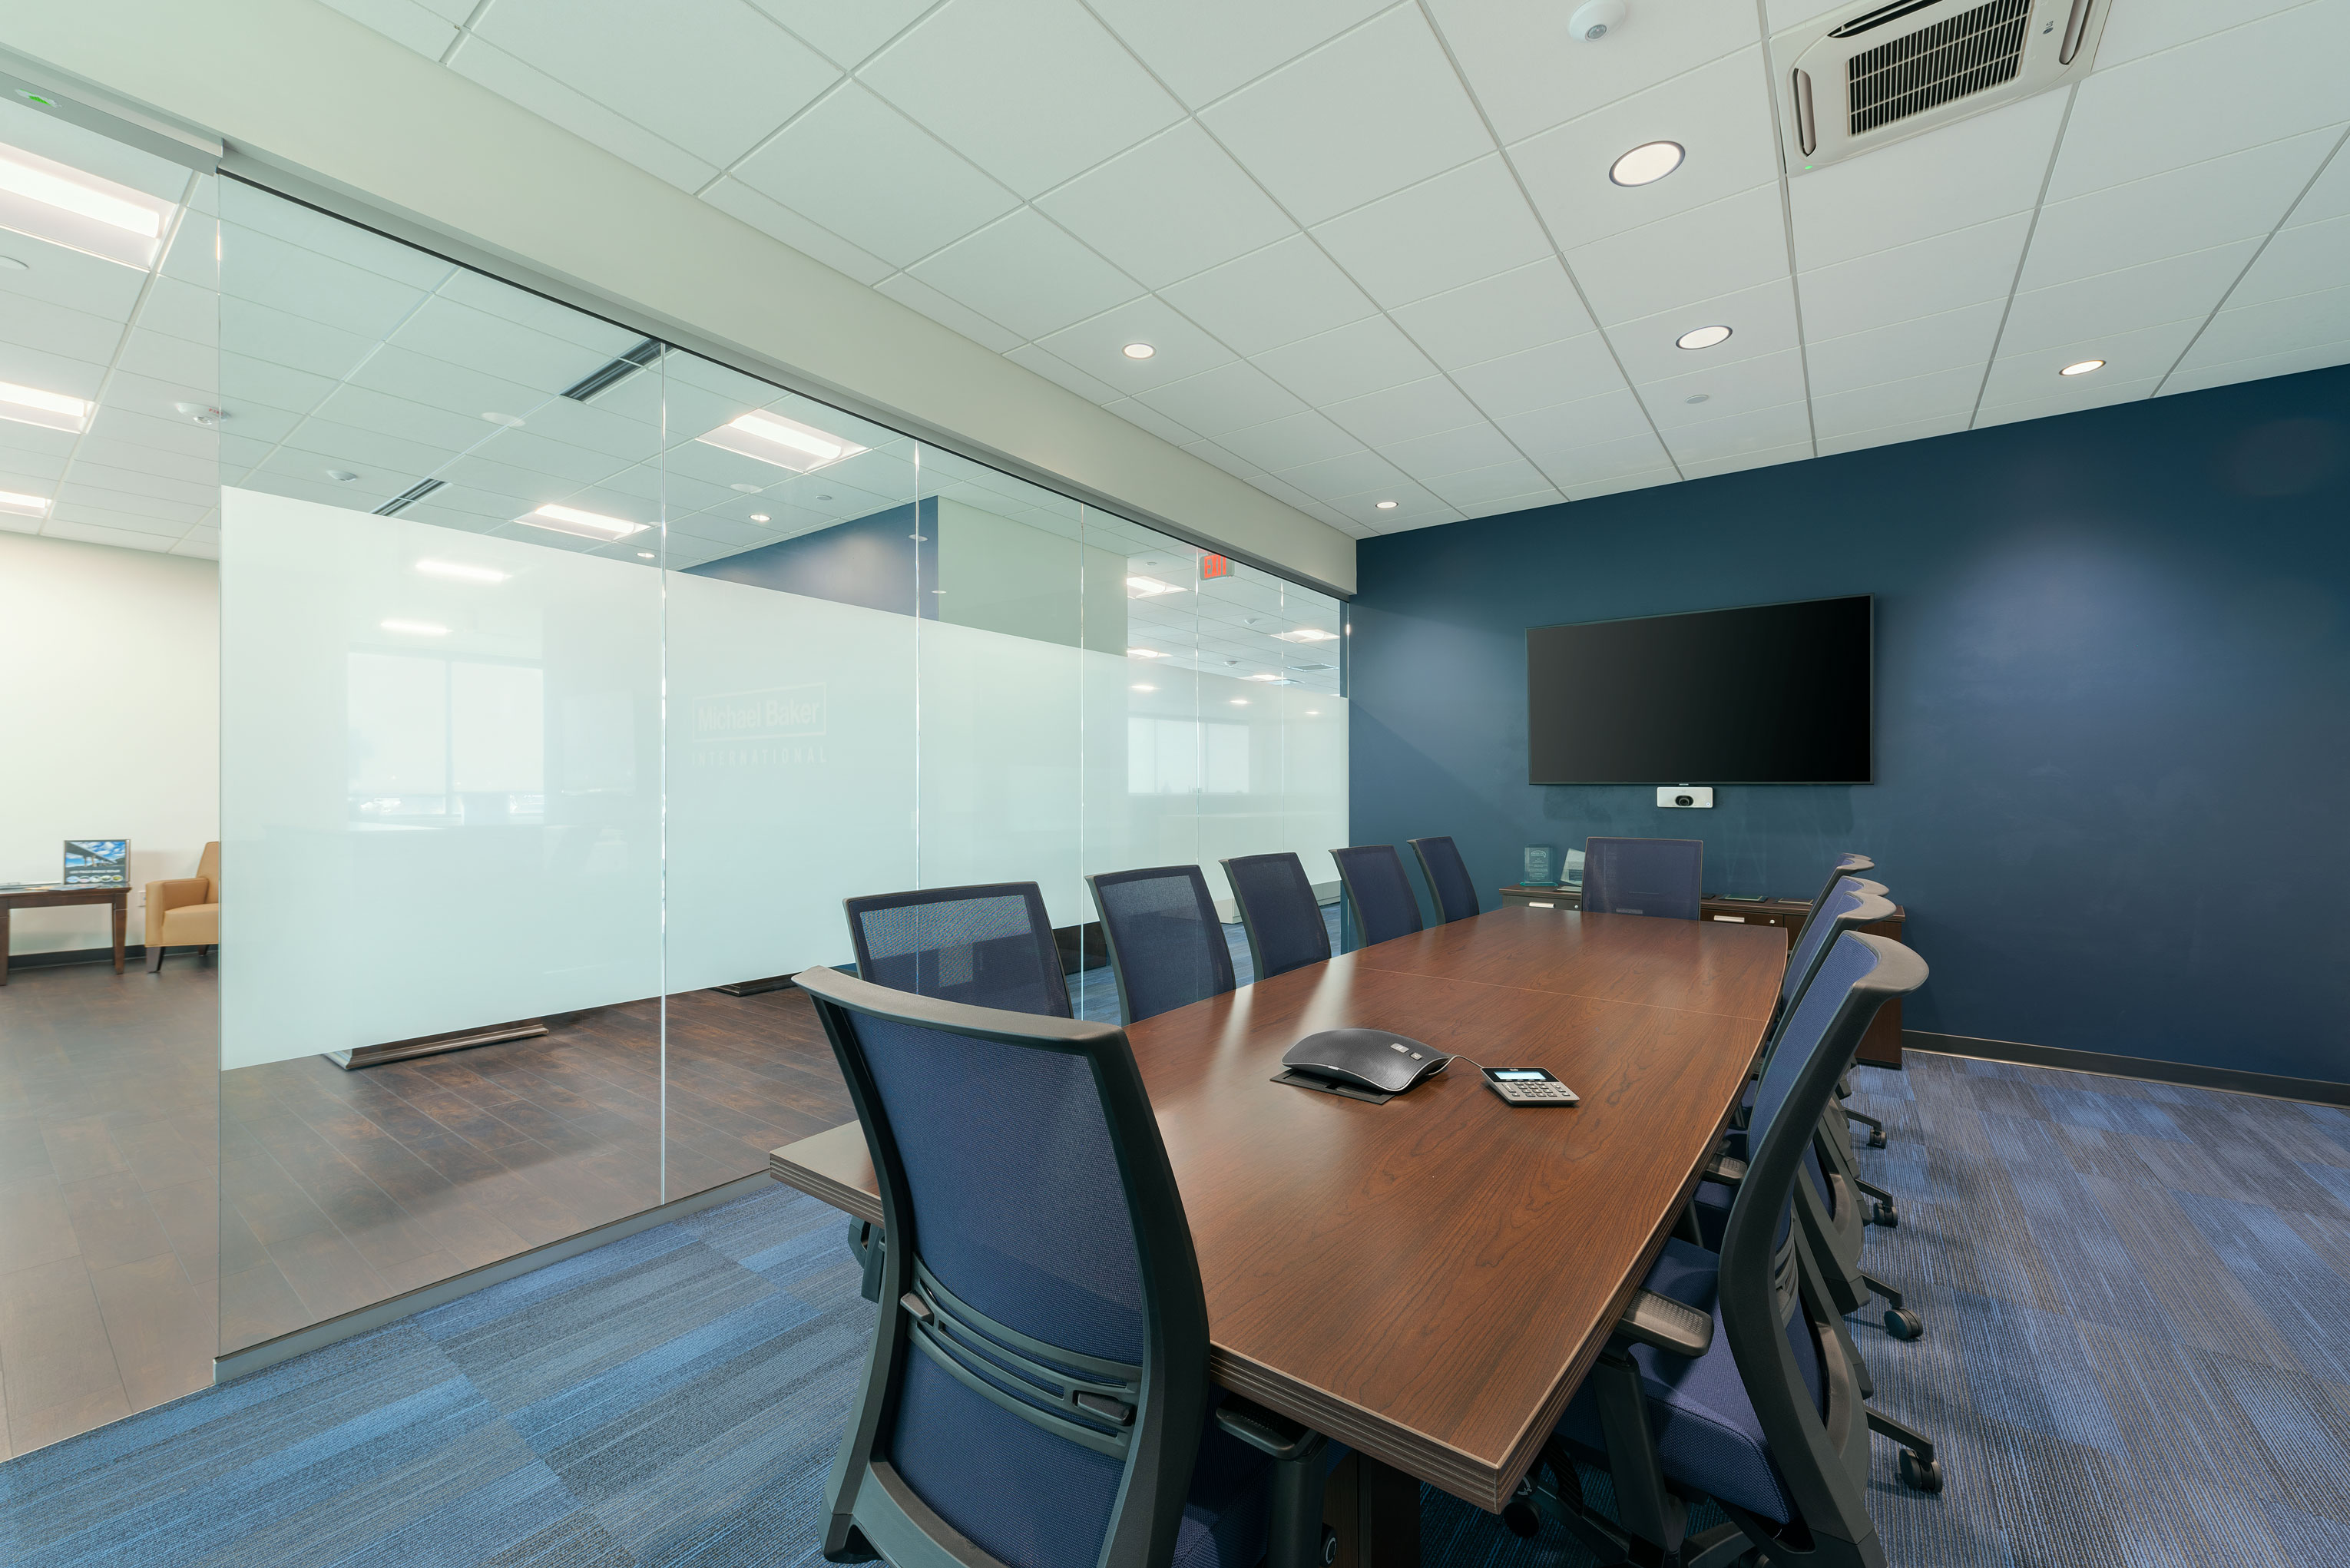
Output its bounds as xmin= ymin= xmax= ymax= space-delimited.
xmin=0 ymin=488 xmax=50 ymax=517
xmin=0 ymin=379 xmax=90 ymax=434
xmin=518 ymin=503 xmax=647 ymax=540
xmin=0 ymin=142 xmax=171 ymax=270
xmin=697 ymin=410 xmax=867 ymax=474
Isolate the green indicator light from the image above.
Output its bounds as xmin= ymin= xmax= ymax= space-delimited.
xmin=22 ymin=93 xmax=54 ymax=107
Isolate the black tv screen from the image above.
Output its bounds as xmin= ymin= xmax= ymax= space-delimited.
xmin=1527 ymin=596 xmax=1872 ymax=784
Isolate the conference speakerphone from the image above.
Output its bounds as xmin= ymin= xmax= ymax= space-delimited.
xmin=1483 ymin=1067 xmax=1579 ymax=1106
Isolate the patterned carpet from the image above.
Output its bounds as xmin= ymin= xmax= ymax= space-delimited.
xmin=7 ymin=1051 xmax=2350 ymax=1566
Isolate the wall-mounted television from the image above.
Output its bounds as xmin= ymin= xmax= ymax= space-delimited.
xmin=1527 ymin=595 xmax=1872 ymax=784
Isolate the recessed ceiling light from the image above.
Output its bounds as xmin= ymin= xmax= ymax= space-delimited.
xmin=380 ymin=618 xmax=449 ymax=637
xmin=1127 ymin=647 xmax=1168 ymax=659
xmin=0 ymin=488 xmax=49 ymax=517
xmin=482 ymin=412 xmax=526 ymax=427
xmin=1375 ymin=500 xmax=1398 ymax=510
xmin=1122 ymin=342 xmax=1156 ymax=359
xmin=730 ymin=481 xmax=761 ymax=493
xmin=1676 ymin=325 xmax=1733 ymax=350
xmin=750 ymin=512 xmax=770 ymax=522
xmin=326 ymin=469 xmax=359 ymax=482
xmin=1230 ymin=698 xmax=1249 ymax=706
xmin=699 ymin=409 xmax=867 ymax=473
xmin=518 ymin=502 xmax=647 ymax=540
xmin=1274 ymin=628 xmax=1339 ymax=643
xmin=174 ymin=401 xmax=224 ymax=425
xmin=1685 ymin=393 xmax=1710 ymax=405
xmin=1610 ymin=141 xmax=1685 ymax=187
xmin=1131 ymin=683 xmax=1156 ymax=692
xmin=1126 ymin=574 xmax=1184 ymax=597
xmin=637 ymin=551 xmax=656 ymax=559
xmin=415 ymin=559 xmax=508 ymax=584
xmin=2060 ymin=359 xmax=2105 ymax=376
xmin=0 ymin=143 xmax=170 ymax=268
xmin=1305 ymin=710 xmax=1321 ymax=716
xmin=0 ymin=378 xmax=89 ymax=433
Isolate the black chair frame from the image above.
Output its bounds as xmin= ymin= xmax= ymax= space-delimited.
xmin=842 ymin=881 xmax=1072 ymax=1018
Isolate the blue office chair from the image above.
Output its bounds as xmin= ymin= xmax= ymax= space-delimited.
xmin=1580 ymin=838 xmax=1703 ymax=921
xmin=1329 ymin=845 xmax=1423 ymax=950
xmin=1087 ymin=865 xmax=1235 ymax=1024
xmin=1407 ymin=836 xmax=1481 ymax=924
xmin=844 ymin=882 xmax=1071 ymax=1018
xmin=1525 ymin=933 xmax=1935 ymax=1568
xmin=1788 ymin=853 xmax=1875 ymax=955
xmin=799 ymin=966 xmax=1340 ymax=1568
xmin=1220 ymin=853 xmax=1331 ymax=982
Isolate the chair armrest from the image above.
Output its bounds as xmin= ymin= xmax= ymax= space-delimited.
xmin=1703 ymin=1153 xmax=1747 ymax=1186
xmin=144 ymin=878 xmax=207 ymax=944
xmin=1612 ymin=1288 xmax=1714 ymax=1358
xmin=1215 ymin=1396 xmax=1325 ymax=1462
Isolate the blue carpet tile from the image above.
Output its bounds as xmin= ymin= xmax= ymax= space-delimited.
xmin=9 ymin=1050 xmax=2350 ymax=1566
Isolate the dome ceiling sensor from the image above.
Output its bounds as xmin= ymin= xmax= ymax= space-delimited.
xmin=1778 ymin=0 xmax=2108 ymax=172
xmin=1570 ymin=1 xmax=1627 ymax=41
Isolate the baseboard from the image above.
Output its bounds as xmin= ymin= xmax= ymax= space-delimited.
xmin=4 ymin=943 xmax=148 ymax=969
xmin=211 ymin=1169 xmax=775 ymax=1384
xmin=1902 ymin=1030 xmax=2350 ymax=1108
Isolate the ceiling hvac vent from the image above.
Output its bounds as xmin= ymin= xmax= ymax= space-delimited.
xmin=1778 ymin=0 xmax=2106 ymax=172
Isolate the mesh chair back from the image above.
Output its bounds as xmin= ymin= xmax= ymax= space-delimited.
xmin=1331 ymin=845 xmax=1424 ymax=949
xmin=845 ymin=882 xmax=1071 ymax=1017
xmin=1580 ymin=837 xmax=1703 ymax=920
xmin=1789 ymin=852 xmax=1875 ymax=952
xmin=1220 ymin=852 xmax=1331 ymax=981
xmin=1408 ymin=836 xmax=1481 ymax=924
xmin=1087 ymin=865 xmax=1236 ymax=1024
xmin=1777 ymin=878 xmax=1896 ymax=1018
xmin=801 ymin=966 xmax=1210 ymax=1568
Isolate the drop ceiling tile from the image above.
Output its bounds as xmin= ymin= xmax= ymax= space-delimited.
xmin=731 ymin=86 xmax=1018 ymax=267
xmin=1795 ymin=213 xmax=2031 ymax=342
xmin=2226 ymin=213 xmax=2350 ymax=308
xmin=1253 ymin=316 xmax=1440 ymax=405
xmin=2289 ymin=141 xmax=2350 ymax=228
xmin=1379 ymin=421 xmax=1523 ymax=481
xmin=1810 ymin=364 xmax=1983 ymax=438
xmin=2048 ymin=7 xmax=2350 ymax=201
xmin=1450 ymin=332 xmax=1626 ymax=420
xmin=472 ymin=0 xmax=839 ymax=168
xmin=1978 ymin=317 xmax=2203 ymax=407
xmin=1974 ymin=374 xmax=2164 ymax=428
xmin=318 ymin=0 xmax=460 ymax=58
xmin=55 ymin=480 xmax=210 ymax=526
xmin=1271 ymin=447 xmax=1412 ymax=497
xmin=1680 ymin=441 xmax=1811 ymax=481
xmin=1242 ymin=470 xmax=1329 ymax=514
xmin=1662 ymin=399 xmax=1810 ymax=464
xmin=1815 ymin=412 xmax=1971 ymax=456
xmin=2090 ymin=0 xmax=2310 ymax=70
xmin=1367 ymin=507 xmax=1478 ymax=534
xmin=1322 ymin=376 xmax=1486 ymax=448
xmin=112 ymin=332 xmax=216 ymax=400
xmin=1036 ymin=123 xmax=1297 ymax=290
xmin=1005 ymin=343 xmax=1125 ymax=403
xmin=134 ymin=276 xmax=220 ymax=350
xmin=863 ymin=0 xmax=1184 ymax=197
xmin=170 ymin=529 xmax=221 ymax=559
xmin=1034 ymin=296 xmax=1238 ymax=391
xmin=1804 ymin=301 xmax=2004 ymax=396
xmin=1607 ymin=278 xmax=1800 ymax=384
xmin=1551 ymin=433 xmax=1676 ymax=490
xmin=2018 ymin=127 xmax=2338 ymax=291
xmin=907 ymin=210 xmax=1143 ymax=341
xmin=392 ymin=296 xmax=632 ymax=395
xmin=43 ymin=517 xmax=182 ymax=551
xmin=1998 ymin=240 xmax=2260 ymax=356
xmin=746 ymin=0 xmax=935 ymax=68
xmin=1423 ymin=458 xmax=1555 ymax=509
xmin=1509 ymin=48 xmax=1782 ymax=254
xmin=446 ymin=37 xmax=717 ymax=194
xmin=1387 ymin=263 xmax=1598 ymax=378
xmin=1565 ymin=183 xmax=1789 ymax=326
xmin=1311 ymin=156 xmax=1551 ymax=309
xmin=2163 ymin=339 xmax=2350 ymax=397
xmin=1431 ymin=0 xmax=1759 ymax=146
xmin=1180 ymin=438 xmax=1266 ymax=480
xmin=1213 ymin=410 xmax=1364 ymax=471
xmin=1322 ymin=479 xmax=1455 ymax=531
xmin=0 ymin=342 xmax=108 ymax=402
xmin=0 ymin=445 xmax=65 ymax=484
xmin=1088 ymin=0 xmax=1389 ymax=108
xmin=1200 ymin=8 xmax=1494 ymax=227
xmin=1101 ymin=397 xmax=1204 ymax=447
xmin=1788 ymin=90 xmax=2067 ymax=270
xmin=1494 ymin=387 xmax=1657 ymax=461
xmin=0 ymin=293 xmax=127 ymax=368
xmin=0 ymin=234 xmax=148 ymax=323
xmin=1641 ymin=349 xmax=1809 ymax=428
xmin=699 ymin=179 xmax=895 ymax=285
xmin=2176 ymin=282 xmax=2350 ymax=370
xmin=1159 ymin=236 xmax=1378 ymax=356
xmin=1134 ymin=361 xmax=1309 ymax=437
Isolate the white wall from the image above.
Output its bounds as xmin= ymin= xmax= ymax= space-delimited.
xmin=0 ymin=531 xmax=219 ymax=954
xmin=4 ymin=1 xmax=1357 ymax=595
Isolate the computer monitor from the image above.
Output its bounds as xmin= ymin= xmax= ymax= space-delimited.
xmin=63 ymin=840 xmax=129 ymax=886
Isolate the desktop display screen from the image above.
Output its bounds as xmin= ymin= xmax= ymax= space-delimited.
xmin=63 ymin=840 xmax=130 ymax=886
xmin=1526 ymin=596 xmax=1872 ymax=784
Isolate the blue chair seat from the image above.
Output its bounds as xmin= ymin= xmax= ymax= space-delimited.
xmin=1554 ymin=1239 xmax=1822 ymax=1525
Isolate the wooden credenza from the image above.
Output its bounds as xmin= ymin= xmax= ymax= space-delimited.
xmin=1496 ymin=885 xmax=1906 ymax=1067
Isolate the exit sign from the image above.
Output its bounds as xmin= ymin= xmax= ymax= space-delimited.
xmin=1201 ymin=553 xmax=1233 ymax=580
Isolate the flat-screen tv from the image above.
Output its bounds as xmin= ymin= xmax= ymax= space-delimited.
xmin=1527 ymin=595 xmax=1872 ymax=784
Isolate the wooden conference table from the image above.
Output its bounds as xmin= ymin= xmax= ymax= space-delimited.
xmin=767 ymin=906 xmax=1784 ymax=1534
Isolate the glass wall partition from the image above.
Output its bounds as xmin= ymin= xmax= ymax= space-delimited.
xmin=204 ymin=180 xmax=1348 ymax=1381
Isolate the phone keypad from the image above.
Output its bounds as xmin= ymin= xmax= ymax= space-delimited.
xmin=1489 ymin=1080 xmax=1578 ymax=1104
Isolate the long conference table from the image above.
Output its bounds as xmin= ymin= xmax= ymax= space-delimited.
xmin=767 ymin=906 xmax=1786 ymax=1554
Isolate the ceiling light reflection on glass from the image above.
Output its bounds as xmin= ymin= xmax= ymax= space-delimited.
xmin=1126 ymin=574 xmax=1184 ymax=597
xmin=0 ymin=488 xmax=50 ymax=517
xmin=1609 ymin=141 xmax=1685 ymax=187
xmin=698 ymin=409 xmax=867 ymax=474
xmin=380 ymin=619 xmax=449 ymax=637
xmin=0 ymin=378 xmax=90 ymax=433
xmin=1127 ymin=647 xmax=1168 ymax=659
xmin=1274 ymin=628 xmax=1338 ymax=643
xmin=0 ymin=142 xmax=170 ymax=269
xmin=518 ymin=503 xmax=647 ymax=540
xmin=415 ymin=559 xmax=508 ymax=584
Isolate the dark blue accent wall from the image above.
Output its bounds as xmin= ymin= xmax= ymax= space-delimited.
xmin=687 ymin=498 xmax=936 ymax=614
xmin=1351 ymin=366 xmax=2350 ymax=1082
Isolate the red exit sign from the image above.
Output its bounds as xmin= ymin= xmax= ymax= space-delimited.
xmin=1200 ymin=553 xmax=1233 ymax=580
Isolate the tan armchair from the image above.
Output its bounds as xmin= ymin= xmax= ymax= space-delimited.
xmin=146 ymin=841 xmax=219 ymax=971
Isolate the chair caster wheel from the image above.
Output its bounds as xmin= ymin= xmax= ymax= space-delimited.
xmin=1321 ymin=1526 xmax=1339 ymax=1563
xmin=1898 ymin=1451 xmax=1943 ymax=1493
xmin=1868 ymin=1130 xmax=1888 ymax=1149
xmin=1885 ymin=1308 xmax=1923 ymax=1340
xmin=1872 ymin=1199 xmax=1898 ymax=1228
xmin=1501 ymin=1501 xmax=1541 ymax=1540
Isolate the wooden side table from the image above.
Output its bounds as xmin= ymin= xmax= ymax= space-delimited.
xmin=1496 ymin=884 xmax=1909 ymax=1067
xmin=0 ymin=885 xmax=130 ymax=984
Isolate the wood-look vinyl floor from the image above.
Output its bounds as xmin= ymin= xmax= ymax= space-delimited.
xmin=0 ymin=958 xmax=851 ymax=1457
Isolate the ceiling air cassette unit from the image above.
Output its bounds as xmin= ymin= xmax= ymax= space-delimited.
xmin=1777 ymin=0 xmax=2107 ymax=172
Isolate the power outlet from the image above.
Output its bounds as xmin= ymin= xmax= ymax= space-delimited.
xmin=1658 ymin=786 xmax=1714 ymax=809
